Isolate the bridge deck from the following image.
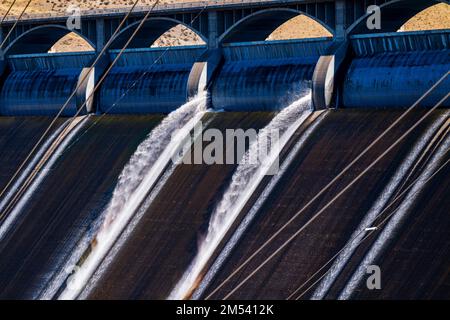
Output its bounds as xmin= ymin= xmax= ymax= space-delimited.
xmin=2 ymin=0 xmax=304 ymax=23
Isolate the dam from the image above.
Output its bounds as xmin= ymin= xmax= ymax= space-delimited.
xmin=0 ymin=0 xmax=448 ymax=301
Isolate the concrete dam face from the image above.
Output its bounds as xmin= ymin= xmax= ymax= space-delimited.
xmin=0 ymin=17 xmax=448 ymax=301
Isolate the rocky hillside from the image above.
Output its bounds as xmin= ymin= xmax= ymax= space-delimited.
xmin=0 ymin=1 xmax=448 ymax=52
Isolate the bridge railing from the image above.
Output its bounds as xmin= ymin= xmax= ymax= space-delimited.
xmin=2 ymin=0 xmax=301 ymax=22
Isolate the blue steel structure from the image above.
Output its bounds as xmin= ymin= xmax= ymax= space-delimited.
xmin=0 ymin=0 xmax=448 ymax=115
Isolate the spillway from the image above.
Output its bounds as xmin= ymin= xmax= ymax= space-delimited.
xmin=201 ymin=110 xmax=448 ymax=299
xmin=343 ymin=31 xmax=450 ymax=109
xmin=0 ymin=26 xmax=448 ymax=301
xmin=336 ymin=121 xmax=450 ymax=300
xmin=59 ymin=93 xmax=208 ymax=300
xmin=212 ymin=38 xmax=331 ymax=111
xmin=0 ymin=52 xmax=95 ymax=116
xmin=99 ymin=47 xmax=206 ymax=114
xmin=79 ymin=112 xmax=276 ymax=299
xmin=312 ymin=111 xmax=449 ymax=299
xmin=170 ymin=91 xmax=313 ymax=300
xmin=48 ymin=37 xmax=330 ymax=300
xmin=0 ymin=117 xmax=66 ymax=192
xmin=349 ymin=144 xmax=449 ymax=299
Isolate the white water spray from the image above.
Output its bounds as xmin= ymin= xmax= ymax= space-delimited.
xmin=168 ymin=91 xmax=313 ymax=300
xmin=58 ymin=93 xmax=208 ymax=300
xmin=193 ymin=111 xmax=327 ymax=299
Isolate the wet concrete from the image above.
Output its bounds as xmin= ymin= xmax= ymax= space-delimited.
xmin=86 ymin=112 xmax=275 ymax=300
xmin=0 ymin=115 xmax=163 ymax=299
xmin=201 ymin=109 xmax=447 ymax=300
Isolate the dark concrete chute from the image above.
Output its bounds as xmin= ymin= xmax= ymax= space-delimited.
xmin=218 ymin=8 xmax=335 ymax=44
xmin=108 ymin=17 xmax=207 ymax=50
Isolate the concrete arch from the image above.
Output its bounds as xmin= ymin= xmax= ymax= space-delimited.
xmin=218 ymin=8 xmax=335 ymax=44
xmin=109 ymin=17 xmax=207 ymax=49
xmin=347 ymin=0 xmax=449 ymax=35
xmin=3 ymin=24 xmax=96 ymax=55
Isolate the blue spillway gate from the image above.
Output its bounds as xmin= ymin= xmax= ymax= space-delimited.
xmin=0 ymin=30 xmax=448 ymax=116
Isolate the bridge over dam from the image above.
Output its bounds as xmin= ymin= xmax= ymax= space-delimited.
xmin=2 ymin=0 xmax=447 ymax=51
xmin=0 ymin=0 xmax=448 ymax=300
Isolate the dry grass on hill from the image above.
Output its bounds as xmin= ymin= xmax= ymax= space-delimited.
xmin=0 ymin=1 xmax=448 ymax=52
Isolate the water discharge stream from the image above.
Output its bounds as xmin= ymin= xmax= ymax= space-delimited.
xmin=58 ymin=93 xmax=208 ymax=300
xmin=0 ymin=117 xmax=87 ymax=242
xmin=169 ymin=91 xmax=313 ymax=300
